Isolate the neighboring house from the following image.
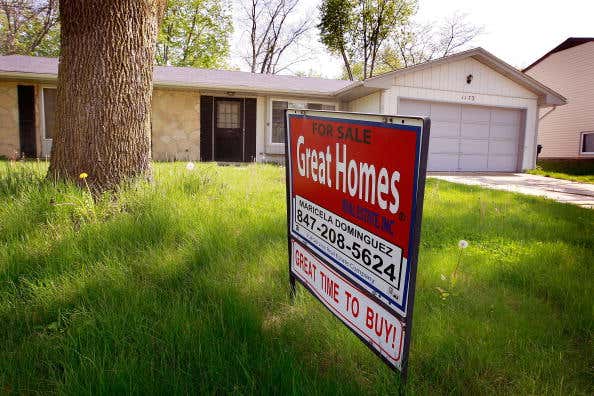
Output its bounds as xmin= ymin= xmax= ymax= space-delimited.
xmin=524 ymin=37 xmax=594 ymax=160
xmin=0 ymin=47 xmax=565 ymax=172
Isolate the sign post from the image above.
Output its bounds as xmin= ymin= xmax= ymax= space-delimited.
xmin=285 ymin=109 xmax=430 ymax=378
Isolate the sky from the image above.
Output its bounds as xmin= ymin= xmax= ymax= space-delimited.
xmin=229 ymin=0 xmax=594 ymax=79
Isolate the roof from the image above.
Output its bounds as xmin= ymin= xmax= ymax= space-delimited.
xmin=0 ymin=55 xmax=352 ymax=97
xmin=523 ymin=37 xmax=594 ymax=72
xmin=0 ymin=50 xmax=566 ymax=106
xmin=347 ymin=47 xmax=567 ymax=107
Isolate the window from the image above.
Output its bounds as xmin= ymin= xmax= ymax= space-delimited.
xmin=307 ymin=103 xmax=336 ymax=111
xmin=216 ymin=101 xmax=241 ymax=129
xmin=581 ymin=132 xmax=594 ymax=154
xmin=271 ymin=100 xmax=336 ymax=143
xmin=43 ymin=88 xmax=57 ymax=139
xmin=271 ymin=101 xmax=288 ymax=143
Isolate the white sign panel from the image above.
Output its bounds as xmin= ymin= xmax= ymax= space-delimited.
xmin=291 ymin=240 xmax=405 ymax=369
xmin=292 ymin=195 xmax=408 ymax=309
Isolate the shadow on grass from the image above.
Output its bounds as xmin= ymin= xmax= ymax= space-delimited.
xmin=1 ymin=172 xmax=592 ymax=395
xmin=1 ymin=202 xmax=388 ymax=395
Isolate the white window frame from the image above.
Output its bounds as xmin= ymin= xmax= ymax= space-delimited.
xmin=579 ymin=131 xmax=594 ymax=155
xmin=40 ymin=85 xmax=57 ymax=140
xmin=268 ymin=97 xmax=338 ymax=146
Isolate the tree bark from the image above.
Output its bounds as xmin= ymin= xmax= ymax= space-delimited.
xmin=48 ymin=0 xmax=166 ymax=192
xmin=340 ymin=45 xmax=353 ymax=81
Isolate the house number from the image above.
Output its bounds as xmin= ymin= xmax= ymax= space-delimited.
xmin=461 ymin=95 xmax=476 ymax=101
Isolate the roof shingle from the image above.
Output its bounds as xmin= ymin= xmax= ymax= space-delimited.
xmin=0 ymin=55 xmax=353 ymax=96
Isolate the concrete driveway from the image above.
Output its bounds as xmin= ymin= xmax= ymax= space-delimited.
xmin=429 ymin=173 xmax=594 ymax=209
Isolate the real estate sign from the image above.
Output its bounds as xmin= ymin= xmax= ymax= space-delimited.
xmin=285 ymin=109 xmax=430 ymax=373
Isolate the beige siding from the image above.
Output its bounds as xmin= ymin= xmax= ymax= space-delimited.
xmin=526 ymin=41 xmax=594 ymax=158
xmin=0 ymin=82 xmax=20 ymax=158
xmin=348 ymin=92 xmax=381 ymax=113
xmin=393 ymin=57 xmax=537 ymax=99
xmin=151 ymin=88 xmax=200 ymax=161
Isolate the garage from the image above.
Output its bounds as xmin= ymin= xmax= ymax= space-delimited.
xmin=343 ymin=48 xmax=567 ymax=172
xmin=399 ymin=99 xmax=523 ymax=172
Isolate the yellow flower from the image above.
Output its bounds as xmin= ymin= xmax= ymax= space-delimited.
xmin=79 ymin=172 xmax=88 ymax=179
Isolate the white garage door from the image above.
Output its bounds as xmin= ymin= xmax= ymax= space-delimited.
xmin=399 ymin=99 xmax=523 ymax=172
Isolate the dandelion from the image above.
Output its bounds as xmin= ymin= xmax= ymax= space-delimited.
xmin=79 ymin=172 xmax=92 ymax=198
xmin=435 ymin=286 xmax=449 ymax=300
xmin=452 ymin=240 xmax=469 ymax=287
xmin=186 ymin=162 xmax=195 ymax=171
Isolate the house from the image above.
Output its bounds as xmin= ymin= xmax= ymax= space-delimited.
xmin=524 ymin=37 xmax=594 ymax=161
xmin=0 ymin=47 xmax=565 ymax=172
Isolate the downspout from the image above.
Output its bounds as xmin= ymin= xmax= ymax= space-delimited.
xmin=533 ymin=104 xmax=557 ymax=168
xmin=533 ymin=107 xmax=540 ymax=169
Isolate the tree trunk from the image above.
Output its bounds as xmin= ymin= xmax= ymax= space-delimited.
xmin=48 ymin=0 xmax=165 ymax=192
xmin=340 ymin=45 xmax=354 ymax=81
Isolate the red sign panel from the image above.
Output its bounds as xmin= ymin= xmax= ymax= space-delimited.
xmin=285 ymin=110 xmax=429 ymax=373
xmin=290 ymin=116 xmax=417 ymax=255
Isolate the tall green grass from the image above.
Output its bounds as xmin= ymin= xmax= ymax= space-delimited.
xmin=0 ymin=161 xmax=592 ymax=395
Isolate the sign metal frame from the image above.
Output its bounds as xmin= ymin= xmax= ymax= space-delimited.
xmin=285 ymin=109 xmax=430 ymax=379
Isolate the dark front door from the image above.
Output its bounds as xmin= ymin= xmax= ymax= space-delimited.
xmin=214 ymin=98 xmax=244 ymax=162
xmin=17 ymin=85 xmax=36 ymax=158
xmin=200 ymin=96 xmax=257 ymax=162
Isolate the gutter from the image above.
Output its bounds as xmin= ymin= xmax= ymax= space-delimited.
xmin=0 ymin=71 xmax=342 ymax=99
xmin=0 ymin=71 xmax=57 ymax=81
xmin=332 ymin=81 xmax=363 ymax=97
xmin=154 ymin=80 xmax=340 ymax=98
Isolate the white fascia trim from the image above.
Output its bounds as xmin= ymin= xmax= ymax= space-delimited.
xmin=153 ymin=80 xmax=339 ymax=98
xmin=0 ymin=72 xmax=341 ymax=99
xmin=0 ymin=71 xmax=57 ymax=81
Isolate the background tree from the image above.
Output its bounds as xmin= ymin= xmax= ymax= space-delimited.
xmin=318 ymin=0 xmax=354 ymax=80
xmin=239 ymin=0 xmax=310 ymax=74
xmin=338 ymin=58 xmax=395 ymax=81
xmin=318 ymin=0 xmax=415 ymax=80
xmin=156 ymin=0 xmax=232 ymax=68
xmin=382 ymin=12 xmax=483 ymax=69
xmin=0 ymin=0 xmax=60 ymax=56
xmin=48 ymin=0 xmax=166 ymax=192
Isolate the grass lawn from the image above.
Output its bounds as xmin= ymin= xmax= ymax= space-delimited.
xmin=527 ymin=168 xmax=594 ymax=184
xmin=1 ymin=161 xmax=592 ymax=395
